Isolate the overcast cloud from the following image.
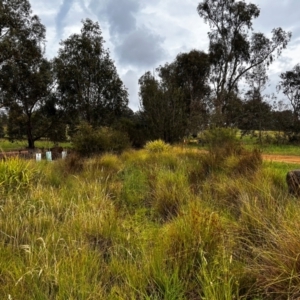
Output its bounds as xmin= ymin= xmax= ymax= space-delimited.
xmin=29 ymin=0 xmax=300 ymax=111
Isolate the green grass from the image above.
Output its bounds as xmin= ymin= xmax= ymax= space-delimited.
xmin=1 ymin=144 xmax=300 ymax=299
xmin=1 ymin=132 xmax=300 ymax=156
xmin=0 ymin=138 xmax=71 ymax=151
xmin=186 ymin=129 xmax=300 ymax=156
xmin=254 ymin=144 xmax=300 ymax=155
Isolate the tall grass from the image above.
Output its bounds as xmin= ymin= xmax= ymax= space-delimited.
xmin=1 ymin=142 xmax=300 ymax=299
xmin=0 ymin=157 xmax=37 ymax=194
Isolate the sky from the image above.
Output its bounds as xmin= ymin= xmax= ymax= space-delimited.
xmin=29 ymin=0 xmax=300 ymax=111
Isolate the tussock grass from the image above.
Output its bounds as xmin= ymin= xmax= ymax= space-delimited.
xmin=145 ymin=139 xmax=170 ymax=153
xmin=0 ymin=157 xmax=37 ymax=194
xmin=1 ymin=144 xmax=300 ymax=299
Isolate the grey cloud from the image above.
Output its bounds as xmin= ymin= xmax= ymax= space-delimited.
xmin=104 ymin=0 xmax=140 ymax=36
xmin=55 ymin=0 xmax=76 ymax=39
xmin=88 ymin=1 xmax=168 ymax=68
xmin=89 ymin=0 xmax=140 ymax=36
xmin=251 ymin=0 xmax=300 ymax=33
xmin=115 ymin=28 xmax=166 ymax=68
xmin=290 ymin=26 xmax=300 ymax=43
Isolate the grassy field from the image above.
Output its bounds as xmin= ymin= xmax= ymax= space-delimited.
xmin=0 ymin=139 xmax=72 ymax=151
xmin=1 ymin=140 xmax=300 ymax=299
xmin=188 ymin=136 xmax=300 ymax=156
xmin=1 ymin=132 xmax=300 ymax=156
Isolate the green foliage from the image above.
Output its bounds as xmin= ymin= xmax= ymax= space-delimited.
xmin=197 ymin=0 xmax=291 ymax=125
xmin=144 ymin=139 xmax=170 ymax=153
xmin=72 ymin=123 xmax=131 ymax=156
xmin=0 ymin=112 xmax=6 ymax=138
xmin=203 ymin=127 xmax=241 ymax=154
xmin=54 ymin=19 xmax=128 ymax=128
xmin=278 ymin=64 xmax=300 ymax=131
xmin=199 ymin=139 xmax=262 ymax=180
xmin=0 ymin=1 xmax=63 ymax=149
xmin=139 ymin=71 xmax=187 ymax=143
xmin=200 ymin=128 xmax=248 ymax=175
xmin=139 ymin=50 xmax=211 ymax=142
xmin=113 ymin=114 xmax=149 ymax=148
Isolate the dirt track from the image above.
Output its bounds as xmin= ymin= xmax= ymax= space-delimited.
xmin=262 ymin=154 xmax=300 ymax=164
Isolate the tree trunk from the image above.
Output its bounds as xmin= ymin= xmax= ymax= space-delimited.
xmin=27 ymin=118 xmax=35 ymax=149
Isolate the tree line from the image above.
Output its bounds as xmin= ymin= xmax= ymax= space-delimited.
xmin=0 ymin=0 xmax=299 ymax=149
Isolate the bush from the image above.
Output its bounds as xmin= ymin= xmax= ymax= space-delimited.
xmin=203 ymin=127 xmax=242 ymax=157
xmin=144 ymin=139 xmax=170 ymax=153
xmin=234 ymin=148 xmax=262 ymax=176
xmin=72 ymin=123 xmax=131 ymax=156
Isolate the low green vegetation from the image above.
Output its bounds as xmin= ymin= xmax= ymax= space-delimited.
xmin=0 ymin=139 xmax=71 ymax=152
xmin=1 ymin=138 xmax=300 ymax=299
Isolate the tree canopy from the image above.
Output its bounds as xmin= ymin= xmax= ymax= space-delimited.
xmin=0 ymin=0 xmax=298 ymax=148
xmin=197 ymin=0 xmax=291 ymax=124
xmin=54 ymin=19 xmax=128 ymax=129
xmin=0 ymin=0 xmax=45 ymax=65
xmin=0 ymin=0 xmax=56 ymax=148
xmin=139 ymin=50 xmax=211 ymax=142
xmin=278 ymin=64 xmax=300 ymax=119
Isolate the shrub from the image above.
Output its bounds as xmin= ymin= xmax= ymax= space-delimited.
xmin=72 ymin=123 xmax=131 ymax=156
xmin=233 ymin=148 xmax=262 ymax=176
xmin=200 ymin=128 xmax=262 ymax=177
xmin=144 ymin=139 xmax=170 ymax=153
xmin=62 ymin=152 xmax=84 ymax=174
xmin=203 ymin=127 xmax=243 ymax=157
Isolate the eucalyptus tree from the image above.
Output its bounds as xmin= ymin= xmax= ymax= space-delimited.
xmin=139 ymin=50 xmax=211 ymax=142
xmin=197 ymin=0 xmax=291 ymax=124
xmin=54 ymin=19 xmax=128 ymax=129
xmin=277 ymin=64 xmax=300 ymax=136
xmin=158 ymin=50 xmax=211 ymax=133
xmin=0 ymin=0 xmax=46 ymax=111
xmin=0 ymin=0 xmax=60 ymax=148
xmin=0 ymin=56 xmax=60 ymax=148
xmin=139 ymin=71 xmax=186 ymax=143
xmin=0 ymin=0 xmax=45 ymax=65
xmin=239 ymin=88 xmax=273 ymax=143
xmin=278 ymin=64 xmax=300 ymax=120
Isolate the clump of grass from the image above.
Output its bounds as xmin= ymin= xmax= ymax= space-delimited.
xmin=0 ymin=157 xmax=36 ymax=194
xmin=187 ymin=161 xmax=206 ymax=193
xmin=233 ymin=148 xmax=262 ymax=176
xmin=198 ymin=247 xmax=240 ymax=300
xmin=97 ymin=153 xmax=123 ymax=172
xmin=62 ymin=152 xmax=84 ymax=174
xmin=237 ymin=197 xmax=300 ymax=299
xmin=120 ymin=166 xmax=149 ymax=211
xmin=150 ymin=168 xmax=191 ymax=221
xmin=144 ymin=139 xmax=170 ymax=153
xmin=84 ymin=153 xmax=123 ymax=180
xmin=2 ymin=142 xmax=300 ymax=299
xmin=162 ymin=202 xmax=228 ymax=268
